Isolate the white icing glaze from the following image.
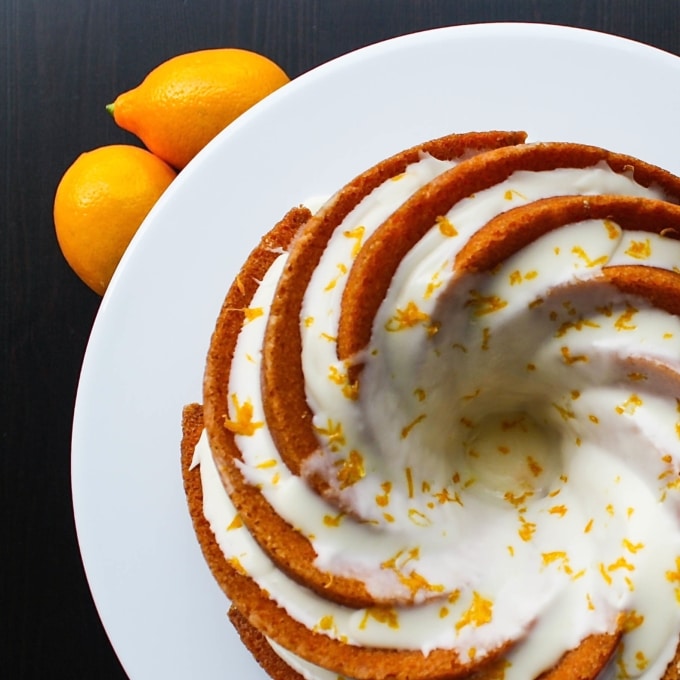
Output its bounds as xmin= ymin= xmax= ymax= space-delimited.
xmin=200 ymin=148 xmax=680 ymax=678
xmin=266 ymin=637 xmax=352 ymax=680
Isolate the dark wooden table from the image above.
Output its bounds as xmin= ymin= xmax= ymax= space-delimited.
xmin=3 ymin=1 xmax=679 ymax=677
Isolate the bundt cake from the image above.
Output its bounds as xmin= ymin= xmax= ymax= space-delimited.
xmin=182 ymin=130 xmax=680 ymax=679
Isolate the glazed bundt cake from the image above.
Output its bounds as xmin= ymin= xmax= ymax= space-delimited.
xmin=182 ymin=130 xmax=680 ymax=679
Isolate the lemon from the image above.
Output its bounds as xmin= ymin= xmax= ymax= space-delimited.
xmin=54 ymin=144 xmax=176 ymax=295
xmin=107 ymin=48 xmax=290 ymax=169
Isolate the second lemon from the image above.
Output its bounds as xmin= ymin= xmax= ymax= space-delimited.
xmin=107 ymin=48 xmax=290 ymax=169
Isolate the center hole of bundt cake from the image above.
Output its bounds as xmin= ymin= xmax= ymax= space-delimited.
xmin=461 ymin=411 xmax=559 ymax=501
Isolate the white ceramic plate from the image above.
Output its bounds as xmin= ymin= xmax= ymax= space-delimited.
xmin=72 ymin=23 xmax=680 ymax=679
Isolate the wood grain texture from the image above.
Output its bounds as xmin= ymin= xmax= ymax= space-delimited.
xmin=1 ymin=0 xmax=679 ymax=677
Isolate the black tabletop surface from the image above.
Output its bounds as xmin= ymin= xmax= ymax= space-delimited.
xmin=3 ymin=1 xmax=680 ymax=678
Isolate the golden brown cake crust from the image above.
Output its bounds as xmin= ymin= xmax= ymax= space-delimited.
xmin=202 ymin=205 xmax=380 ymax=609
xmin=226 ymin=606 xmax=680 ymax=680
xmin=260 ymin=131 xmax=526 ymax=499
xmin=665 ymin=644 xmax=680 ymax=680
xmin=453 ymin=193 xmax=680 ymax=319
xmin=454 ymin=194 xmax=680 ymax=274
xmin=182 ymin=406 xmax=515 ymax=680
xmin=228 ymin=605 xmax=305 ymax=680
xmin=258 ymin=140 xmax=680 ymax=532
xmin=204 ymin=132 xmax=529 ymax=610
xmin=338 ymin=141 xmax=680 ymax=368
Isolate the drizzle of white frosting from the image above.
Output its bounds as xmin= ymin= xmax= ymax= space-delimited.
xmin=199 ymin=149 xmax=680 ymax=679
xmin=266 ymin=637 xmax=353 ymax=680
